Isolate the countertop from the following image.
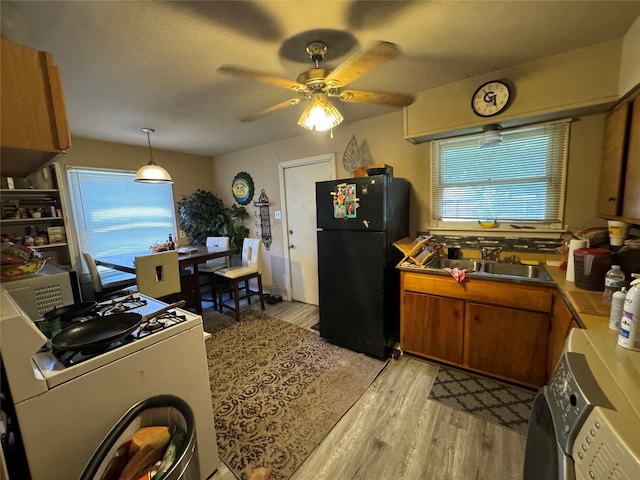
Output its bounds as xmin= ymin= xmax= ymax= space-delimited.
xmin=540 ymin=265 xmax=611 ymax=331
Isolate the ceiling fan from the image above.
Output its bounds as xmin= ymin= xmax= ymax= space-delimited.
xmin=218 ymin=40 xmax=415 ymax=126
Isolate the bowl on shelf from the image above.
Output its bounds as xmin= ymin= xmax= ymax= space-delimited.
xmin=1 ymin=257 xmax=47 ymax=279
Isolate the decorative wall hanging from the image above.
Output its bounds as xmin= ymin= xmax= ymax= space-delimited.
xmin=342 ymin=134 xmax=361 ymax=173
xmin=254 ymin=189 xmax=271 ymax=250
xmin=231 ymin=171 xmax=255 ymax=205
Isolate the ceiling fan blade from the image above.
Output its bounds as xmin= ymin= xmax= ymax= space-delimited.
xmin=240 ymin=98 xmax=302 ymax=122
xmin=218 ymin=65 xmax=308 ymax=92
xmin=324 ymin=41 xmax=401 ymax=88
xmin=338 ymin=89 xmax=415 ymax=107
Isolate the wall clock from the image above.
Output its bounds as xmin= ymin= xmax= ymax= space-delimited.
xmin=471 ymin=80 xmax=511 ymax=117
xmin=231 ymin=171 xmax=254 ymax=205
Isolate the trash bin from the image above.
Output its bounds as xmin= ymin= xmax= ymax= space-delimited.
xmin=79 ymin=395 xmax=199 ymax=480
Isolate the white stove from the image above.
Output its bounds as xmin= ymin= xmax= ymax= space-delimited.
xmin=0 ymin=287 xmax=220 ymax=480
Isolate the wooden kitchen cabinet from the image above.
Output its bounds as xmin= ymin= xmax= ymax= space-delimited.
xmin=401 ymin=292 xmax=464 ymax=364
xmin=622 ymin=97 xmax=640 ymax=220
xmin=464 ymin=302 xmax=549 ymax=387
xmin=547 ymin=291 xmax=580 ymax=378
xmin=400 ymin=270 xmax=552 ymax=388
xmin=598 ymin=90 xmax=640 ymax=222
xmin=1 ymin=37 xmax=71 ymax=178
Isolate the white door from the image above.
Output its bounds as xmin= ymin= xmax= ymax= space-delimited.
xmin=280 ymin=154 xmax=335 ymax=305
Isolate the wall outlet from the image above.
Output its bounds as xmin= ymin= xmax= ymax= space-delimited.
xmin=274 ymin=210 xmax=282 ymax=220
xmin=179 ymin=230 xmax=186 ymax=238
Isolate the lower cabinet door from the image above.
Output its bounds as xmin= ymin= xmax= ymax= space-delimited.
xmin=401 ymin=292 xmax=464 ymax=364
xmin=464 ymin=302 xmax=549 ymax=387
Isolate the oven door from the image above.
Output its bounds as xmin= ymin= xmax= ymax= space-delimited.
xmin=523 ymin=387 xmax=575 ymax=480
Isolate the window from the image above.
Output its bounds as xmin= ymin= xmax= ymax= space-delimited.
xmin=67 ymin=167 xmax=176 ymax=264
xmin=430 ymin=120 xmax=569 ymax=229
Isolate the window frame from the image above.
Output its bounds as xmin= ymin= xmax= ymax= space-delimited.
xmin=429 ymin=120 xmax=570 ymax=233
xmin=65 ymin=166 xmax=177 ymax=278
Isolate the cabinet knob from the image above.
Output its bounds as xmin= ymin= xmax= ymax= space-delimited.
xmin=608 ymin=197 xmax=617 ymax=202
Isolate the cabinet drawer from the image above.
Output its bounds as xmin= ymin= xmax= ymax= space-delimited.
xmin=402 ymin=271 xmax=552 ymax=313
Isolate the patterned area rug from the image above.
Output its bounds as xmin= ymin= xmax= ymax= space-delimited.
xmin=427 ymin=365 xmax=536 ymax=435
xmin=203 ymin=311 xmax=386 ymax=480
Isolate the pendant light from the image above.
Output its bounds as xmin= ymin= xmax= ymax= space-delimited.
xmin=297 ymin=92 xmax=344 ymax=132
xmin=479 ymin=124 xmax=503 ymax=148
xmin=135 ymin=127 xmax=173 ymax=183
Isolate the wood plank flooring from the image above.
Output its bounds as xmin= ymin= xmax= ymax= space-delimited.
xmin=202 ymin=299 xmax=526 ymax=480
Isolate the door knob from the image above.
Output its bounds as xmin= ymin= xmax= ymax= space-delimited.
xmin=289 ymin=244 xmax=295 ymax=249
xmin=289 ymin=229 xmax=294 ymax=234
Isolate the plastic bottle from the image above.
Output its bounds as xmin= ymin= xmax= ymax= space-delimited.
xmin=609 ymin=287 xmax=627 ymax=331
xmin=618 ymin=274 xmax=640 ymax=351
xmin=168 ymin=233 xmax=175 ymax=251
xmin=603 ymin=265 xmax=625 ymax=302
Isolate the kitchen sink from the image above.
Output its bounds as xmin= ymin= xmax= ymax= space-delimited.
xmin=424 ymin=257 xmax=553 ymax=282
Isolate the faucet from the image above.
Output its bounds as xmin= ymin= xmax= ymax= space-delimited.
xmin=481 ymin=246 xmax=502 ymax=261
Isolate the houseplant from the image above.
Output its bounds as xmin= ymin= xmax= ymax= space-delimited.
xmin=178 ymin=189 xmax=249 ymax=250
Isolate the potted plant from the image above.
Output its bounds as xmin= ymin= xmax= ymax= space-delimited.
xmin=177 ymin=189 xmax=249 ymax=250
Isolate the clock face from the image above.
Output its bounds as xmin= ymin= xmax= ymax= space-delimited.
xmin=231 ymin=172 xmax=254 ymax=205
xmin=471 ymin=81 xmax=510 ymax=117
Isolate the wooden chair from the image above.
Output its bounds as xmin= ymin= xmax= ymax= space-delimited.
xmin=198 ymin=236 xmax=230 ymax=308
xmin=83 ymin=252 xmax=136 ymax=301
xmin=135 ymin=251 xmax=181 ymax=300
xmin=214 ymin=237 xmax=265 ymax=321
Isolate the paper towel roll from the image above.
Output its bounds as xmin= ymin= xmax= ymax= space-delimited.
xmin=566 ymin=239 xmax=588 ymax=282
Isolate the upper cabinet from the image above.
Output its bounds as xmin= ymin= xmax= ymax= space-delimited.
xmin=598 ymin=90 xmax=640 ymax=222
xmin=1 ymin=36 xmax=71 ymax=178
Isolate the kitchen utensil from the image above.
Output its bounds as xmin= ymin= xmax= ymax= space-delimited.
xmin=43 ymin=301 xmax=97 ymax=322
xmin=50 ymin=300 xmax=186 ymax=352
xmin=51 ymin=312 xmax=143 ymax=352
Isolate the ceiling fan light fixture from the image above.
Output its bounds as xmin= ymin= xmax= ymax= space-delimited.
xmin=297 ymin=92 xmax=344 ymax=132
xmin=479 ymin=123 xmax=503 ymax=148
xmin=135 ymin=127 xmax=173 ymax=184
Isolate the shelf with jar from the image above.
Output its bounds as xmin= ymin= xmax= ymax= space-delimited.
xmin=1 ymin=185 xmax=71 ymax=266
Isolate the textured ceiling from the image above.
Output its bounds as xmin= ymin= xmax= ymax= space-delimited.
xmin=4 ymin=0 xmax=640 ymax=157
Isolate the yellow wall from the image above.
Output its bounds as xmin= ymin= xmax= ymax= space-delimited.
xmin=620 ymin=15 xmax=640 ymax=96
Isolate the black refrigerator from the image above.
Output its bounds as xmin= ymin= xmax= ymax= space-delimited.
xmin=316 ymin=175 xmax=410 ymax=359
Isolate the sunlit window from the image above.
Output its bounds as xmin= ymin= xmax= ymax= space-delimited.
xmin=430 ymin=121 xmax=570 ymax=229
xmin=67 ymin=167 xmax=176 ymax=278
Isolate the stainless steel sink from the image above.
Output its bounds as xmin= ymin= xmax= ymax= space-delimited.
xmin=425 ymin=258 xmax=483 ymax=272
xmin=424 ymin=257 xmax=552 ymax=282
xmin=478 ymin=261 xmax=551 ymax=280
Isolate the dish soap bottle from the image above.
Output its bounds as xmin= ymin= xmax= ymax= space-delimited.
xmin=603 ymin=265 xmax=625 ymax=302
xmin=618 ymin=273 xmax=640 ymax=351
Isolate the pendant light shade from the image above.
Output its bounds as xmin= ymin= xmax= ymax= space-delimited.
xmin=135 ymin=127 xmax=173 ymax=184
xmin=297 ymin=92 xmax=344 ymax=132
xmin=479 ymin=124 xmax=503 ymax=148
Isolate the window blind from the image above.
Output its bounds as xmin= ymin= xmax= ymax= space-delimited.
xmin=67 ymin=167 xmax=176 ymax=261
xmin=431 ymin=121 xmax=569 ymax=226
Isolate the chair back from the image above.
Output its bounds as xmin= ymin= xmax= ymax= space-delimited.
xmin=83 ymin=252 xmax=104 ymax=292
xmin=205 ymin=236 xmax=230 ymax=269
xmin=135 ymin=251 xmax=181 ymax=298
xmin=241 ymin=238 xmax=261 ymax=272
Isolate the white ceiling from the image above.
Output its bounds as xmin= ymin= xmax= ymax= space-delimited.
xmin=4 ymin=0 xmax=640 ymax=157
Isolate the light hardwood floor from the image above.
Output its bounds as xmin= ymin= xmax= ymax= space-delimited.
xmin=202 ymin=299 xmax=526 ymax=480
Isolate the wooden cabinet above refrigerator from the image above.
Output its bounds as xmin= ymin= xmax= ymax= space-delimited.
xmin=1 ymin=37 xmax=71 ymax=178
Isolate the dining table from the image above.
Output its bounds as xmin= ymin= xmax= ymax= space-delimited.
xmin=95 ymin=246 xmax=237 ymax=314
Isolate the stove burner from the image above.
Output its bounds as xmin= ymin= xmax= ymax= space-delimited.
xmin=97 ymin=294 xmax=148 ymax=315
xmin=144 ymin=322 xmax=164 ymax=332
xmin=51 ymin=299 xmax=191 ymax=368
